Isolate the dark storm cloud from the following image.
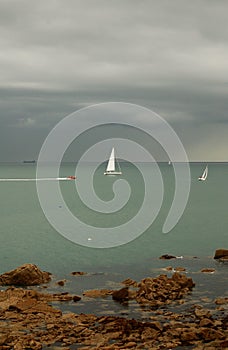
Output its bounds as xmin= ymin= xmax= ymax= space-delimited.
xmin=0 ymin=0 xmax=228 ymax=160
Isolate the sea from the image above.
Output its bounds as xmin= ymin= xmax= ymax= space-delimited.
xmin=0 ymin=162 xmax=227 ymax=319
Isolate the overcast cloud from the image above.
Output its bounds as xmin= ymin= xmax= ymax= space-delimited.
xmin=0 ymin=0 xmax=228 ymax=161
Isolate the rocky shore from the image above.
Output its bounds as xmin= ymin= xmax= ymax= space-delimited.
xmin=0 ymin=263 xmax=227 ymax=349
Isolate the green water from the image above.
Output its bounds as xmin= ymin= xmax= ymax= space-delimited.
xmin=0 ymin=162 xmax=227 ymax=317
xmin=0 ymin=162 xmax=227 ymax=273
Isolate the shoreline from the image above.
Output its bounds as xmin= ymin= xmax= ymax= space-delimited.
xmin=0 ymin=263 xmax=227 ymax=349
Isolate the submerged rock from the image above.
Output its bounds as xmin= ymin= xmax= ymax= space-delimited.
xmin=0 ymin=263 xmax=51 ymax=286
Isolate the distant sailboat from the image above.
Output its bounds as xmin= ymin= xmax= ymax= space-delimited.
xmin=104 ymin=148 xmax=122 ymax=175
xmin=198 ymin=165 xmax=208 ymax=181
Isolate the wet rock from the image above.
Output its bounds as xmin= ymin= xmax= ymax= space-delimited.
xmin=73 ymin=295 xmax=81 ymax=302
xmin=0 ymin=285 xmax=227 ymax=349
xmin=159 ymin=254 xmax=176 ymax=259
xmin=219 ymin=256 xmax=228 ymax=262
xmin=121 ymin=278 xmax=138 ymax=287
xmin=201 ymin=268 xmax=215 ymax=273
xmin=112 ymin=287 xmax=129 ymax=302
xmin=83 ymin=289 xmax=112 ymax=298
xmin=199 ymin=318 xmax=214 ymax=327
xmin=136 ymin=273 xmax=195 ymax=307
xmin=71 ymin=271 xmax=87 ymax=276
xmin=180 ymin=327 xmax=199 ymax=341
xmin=56 ymin=279 xmax=66 ymax=286
xmin=174 ymin=267 xmax=186 ymax=272
xmin=194 ymin=306 xmax=211 ymax=318
xmin=214 ymin=248 xmax=228 ymax=260
xmin=215 ymin=297 xmax=228 ymax=304
xmin=0 ymin=264 xmax=51 ymax=286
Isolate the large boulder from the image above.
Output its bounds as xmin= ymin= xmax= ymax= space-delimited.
xmin=0 ymin=264 xmax=51 ymax=286
xmin=213 ymin=249 xmax=228 ymax=261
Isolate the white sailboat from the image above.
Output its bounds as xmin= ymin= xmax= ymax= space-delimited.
xmin=104 ymin=147 xmax=122 ymax=175
xmin=198 ymin=165 xmax=208 ymax=181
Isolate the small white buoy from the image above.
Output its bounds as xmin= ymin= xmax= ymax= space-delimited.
xmin=88 ymin=237 xmax=92 ymax=241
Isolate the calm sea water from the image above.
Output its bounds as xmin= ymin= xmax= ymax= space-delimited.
xmin=0 ymin=162 xmax=227 ymax=317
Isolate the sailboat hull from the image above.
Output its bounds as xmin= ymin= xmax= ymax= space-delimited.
xmin=104 ymin=171 xmax=122 ymax=175
xmin=198 ymin=177 xmax=206 ymax=181
xmin=198 ymin=165 xmax=208 ymax=181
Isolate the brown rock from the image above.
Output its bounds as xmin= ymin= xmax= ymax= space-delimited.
xmin=219 ymin=256 xmax=228 ymax=262
xmin=56 ymin=280 xmax=66 ymax=286
xmin=71 ymin=271 xmax=87 ymax=275
xmin=121 ymin=278 xmax=138 ymax=287
xmin=0 ymin=335 xmax=9 ymax=346
xmin=83 ymin=289 xmax=112 ymax=298
xmin=135 ymin=273 xmax=195 ymax=307
xmin=214 ymin=248 xmax=228 ymax=260
xmin=201 ymin=268 xmax=215 ymax=273
xmin=0 ymin=264 xmax=51 ymax=286
xmin=159 ymin=254 xmax=176 ymax=259
xmin=174 ymin=267 xmax=186 ymax=272
xmin=215 ymin=297 xmax=228 ymax=304
xmin=180 ymin=328 xmax=199 ymax=341
xmin=73 ymin=295 xmax=81 ymax=302
xmin=194 ymin=307 xmax=211 ymax=318
xmin=124 ymin=342 xmax=137 ymax=348
xmin=199 ymin=318 xmax=214 ymax=327
xmin=112 ymin=287 xmax=129 ymax=302
xmin=200 ymin=328 xmax=225 ymax=341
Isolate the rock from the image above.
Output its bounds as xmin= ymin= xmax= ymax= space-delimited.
xmin=83 ymin=289 xmax=113 ymax=298
xmin=112 ymin=287 xmax=129 ymax=302
xmin=215 ymin=297 xmax=228 ymax=304
xmin=194 ymin=307 xmax=211 ymax=318
xmin=180 ymin=327 xmax=199 ymax=341
xmin=219 ymin=256 xmax=228 ymax=262
xmin=71 ymin=271 xmax=87 ymax=275
xmin=73 ymin=295 xmax=81 ymax=302
xmin=199 ymin=318 xmax=214 ymax=327
xmin=214 ymin=248 xmax=228 ymax=260
xmin=0 ymin=264 xmax=51 ymax=286
xmin=201 ymin=268 xmax=215 ymax=273
xmin=136 ymin=273 xmax=195 ymax=307
xmin=0 ymin=282 xmax=227 ymax=349
xmin=159 ymin=254 xmax=176 ymax=259
xmin=174 ymin=267 xmax=186 ymax=272
xmin=121 ymin=278 xmax=138 ymax=287
xmin=56 ymin=279 xmax=66 ymax=286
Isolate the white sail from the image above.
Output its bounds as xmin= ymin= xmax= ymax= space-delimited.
xmin=106 ymin=148 xmax=115 ymax=172
xmin=104 ymin=147 xmax=122 ymax=175
xmin=198 ymin=165 xmax=208 ymax=181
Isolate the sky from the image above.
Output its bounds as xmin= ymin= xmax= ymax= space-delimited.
xmin=0 ymin=0 xmax=228 ymax=162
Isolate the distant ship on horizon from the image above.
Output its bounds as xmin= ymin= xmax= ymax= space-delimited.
xmin=23 ymin=160 xmax=36 ymax=164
